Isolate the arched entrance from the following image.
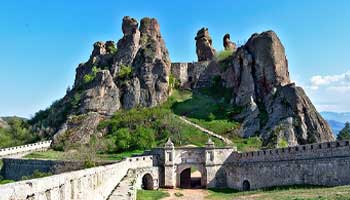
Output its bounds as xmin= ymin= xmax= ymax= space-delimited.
xmin=243 ymin=180 xmax=250 ymax=191
xmin=179 ymin=167 xmax=202 ymax=189
xmin=142 ymin=174 xmax=154 ymax=190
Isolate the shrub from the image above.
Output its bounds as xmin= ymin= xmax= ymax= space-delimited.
xmin=216 ymin=50 xmax=234 ymax=62
xmin=107 ymin=45 xmax=117 ymax=54
xmin=337 ymin=122 xmax=350 ymax=140
xmin=112 ymin=128 xmax=132 ymax=152
xmin=169 ymin=74 xmax=181 ymax=89
xmin=0 ymin=118 xmax=40 ymax=148
xmin=83 ymin=66 xmax=99 ymax=84
xmin=131 ymin=127 xmax=156 ymax=150
xmin=118 ymin=65 xmax=133 ymax=80
xmin=278 ymin=137 xmax=289 ymax=148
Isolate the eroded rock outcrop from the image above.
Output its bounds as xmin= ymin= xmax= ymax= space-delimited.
xmin=31 ymin=16 xmax=171 ymax=144
xmin=223 ymin=33 xmax=236 ymax=51
xmin=204 ymin=30 xmax=333 ymax=146
xmin=0 ymin=117 xmax=9 ymax=129
xmin=195 ymin=28 xmax=216 ymax=61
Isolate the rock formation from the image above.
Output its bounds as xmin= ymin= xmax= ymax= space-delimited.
xmin=30 ymin=17 xmax=333 ymax=147
xmin=193 ymin=30 xmax=334 ymax=146
xmin=195 ymin=28 xmax=216 ymax=61
xmin=31 ymin=16 xmax=171 ymax=144
xmin=223 ymin=33 xmax=236 ymax=51
xmin=0 ymin=117 xmax=9 ymax=129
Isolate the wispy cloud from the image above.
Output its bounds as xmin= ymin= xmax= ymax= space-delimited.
xmin=310 ymin=70 xmax=350 ymax=92
xmin=302 ymin=70 xmax=350 ymax=112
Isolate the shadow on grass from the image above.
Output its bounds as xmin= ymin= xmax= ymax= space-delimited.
xmin=208 ymin=184 xmax=330 ymax=194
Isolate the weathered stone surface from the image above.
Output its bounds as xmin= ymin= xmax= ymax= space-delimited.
xmin=195 ymin=28 xmax=216 ymax=61
xmin=54 ymin=112 xmax=105 ymax=144
xmin=80 ymin=70 xmax=121 ymax=116
xmin=111 ymin=16 xmax=140 ymax=77
xmin=32 ymin=16 xmax=171 ymax=144
xmin=132 ymin=17 xmax=171 ymax=107
xmin=171 ymin=30 xmax=334 ymax=146
xmin=121 ymin=77 xmax=141 ymax=109
xmin=74 ymin=41 xmax=115 ymax=88
xmin=223 ymin=33 xmax=236 ymax=51
xmin=263 ymin=84 xmax=334 ymax=145
xmin=245 ymin=31 xmax=290 ymax=96
xmin=0 ymin=117 xmax=9 ymax=129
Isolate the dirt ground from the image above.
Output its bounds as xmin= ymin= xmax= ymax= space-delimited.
xmin=162 ymin=189 xmax=209 ymax=200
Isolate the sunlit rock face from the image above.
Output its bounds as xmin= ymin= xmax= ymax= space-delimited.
xmin=32 ymin=16 xmax=171 ymax=144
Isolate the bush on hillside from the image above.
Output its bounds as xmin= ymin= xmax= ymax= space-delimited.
xmin=337 ymin=122 xmax=350 ymax=140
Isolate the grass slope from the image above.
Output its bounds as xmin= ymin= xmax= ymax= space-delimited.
xmin=171 ymin=89 xmax=262 ymax=152
xmin=136 ymin=189 xmax=170 ymax=200
xmin=207 ymin=185 xmax=350 ymax=200
xmin=24 ymin=149 xmax=145 ymax=161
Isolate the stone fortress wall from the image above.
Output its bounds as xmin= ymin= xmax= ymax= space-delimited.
xmin=0 ymin=155 xmax=157 ymax=200
xmin=223 ymin=140 xmax=350 ymax=190
xmin=0 ymin=140 xmax=52 ymax=158
xmin=1 ymin=158 xmax=115 ymax=181
xmin=171 ymin=61 xmax=217 ymax=90
xmin=2 ymin=140 xmax=350 ymax=199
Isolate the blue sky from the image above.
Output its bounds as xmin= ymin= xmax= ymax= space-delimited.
xmin=1 ymin=0 xmax=350 ymax=118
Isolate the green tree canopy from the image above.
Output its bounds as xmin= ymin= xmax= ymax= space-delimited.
xmin=337 ymin=122 xmax=350 ymax=140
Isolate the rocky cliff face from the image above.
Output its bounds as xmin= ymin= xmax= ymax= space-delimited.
xmin=31 ymin=16 xmax=171 ymax=144
xmin=191 ymin=29 xmax=334 ymax=146
xmin=0 ymin=117 xmax=9 ymax=129
xmin=195 ymin=28 xmax=216 ymax=61
xmin=30 ymin=18 xmax=333 ymax=147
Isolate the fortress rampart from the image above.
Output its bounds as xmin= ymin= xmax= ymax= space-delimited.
xmin=0 ymin=155 xmax=156 ymax=200
xmin=0 ymin=140 xmax=52 ymax=158
xmin=223 ymin=140 xmax=350 ymax=190
xmin=2 ymin=140 xmax=350 ymax=199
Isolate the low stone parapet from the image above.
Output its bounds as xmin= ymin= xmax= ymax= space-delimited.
xmin=0 ymin=155 xmax=155 ymax=200
xmin=0 ymin=140 xmax=52 ymax=158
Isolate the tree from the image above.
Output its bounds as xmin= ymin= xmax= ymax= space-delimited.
xmin=131 ymin=127 xmax=156 ymax=150
xmin=337 ymin=122 xmax=350 ymax=140
xmin=113 ymin=128 xmax=131 ymax=152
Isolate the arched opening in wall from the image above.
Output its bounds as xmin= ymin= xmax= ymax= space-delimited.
xmin=142 ymin=174 xmax=154 ymax=190
xmin=179 ymin=167 xmax=202 ymax=189
xmin=243 ymin=180 xmax=250 ymax=191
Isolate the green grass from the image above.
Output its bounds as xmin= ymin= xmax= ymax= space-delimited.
xmin=188 ymin=118 xmax=240 ymax=136
xmin=232 ymin=136 xmax=263 ymax=152
xmin=99 ymin=89 xmax=226 ymax=149
xmin=215 ymin=50 xmax=234 ymax=62
xmin=24 ymin=150 xmax=66 ymax=160
xmin=206 ymin=185 xmax=350 ymax=200
xmin=0 ymin=179 xmax=15 ymax=185
xmin=23 ymin=149 xmax=145 ymax=161
xmin=137 ymin=189 xmax=170 ymax=200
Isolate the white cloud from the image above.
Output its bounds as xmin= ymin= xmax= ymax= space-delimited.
xmin=310 ymin=70 xmax=350 ymax=91
xmin=304 ymin=70 xmax=350 ymax=112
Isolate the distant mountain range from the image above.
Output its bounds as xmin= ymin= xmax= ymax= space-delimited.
xmin=320 ymin=112 xmax=350 ymax=135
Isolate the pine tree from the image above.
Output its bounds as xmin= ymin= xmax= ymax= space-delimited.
xmin=337 ymin=122 xmax=350 ymax=140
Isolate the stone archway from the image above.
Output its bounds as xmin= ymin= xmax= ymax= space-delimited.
xmin=177 ymin=165 xmax=205 ymax=189
xmin=142 ymin=173 xmax=154 ymax=190
xmin=243 ymin=180 xmax=250 ymax=191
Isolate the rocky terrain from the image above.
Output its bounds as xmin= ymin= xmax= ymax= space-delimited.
xmin=29 ymin=16 xmax=334 ymax=147
xmin=30 ymin=16 xmax=171 ymax=144
xmin=0 ymin=118 xmax=9 ymax=129
xmin=191 ymin=29 xmax=334 ymax=146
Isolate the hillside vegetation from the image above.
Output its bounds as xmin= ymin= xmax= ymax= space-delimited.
xmin=0 ymin=117 xmax=40 ymax=148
